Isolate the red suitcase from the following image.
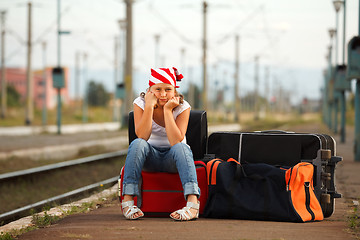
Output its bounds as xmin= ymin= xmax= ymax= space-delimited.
xmin=119 ymin=161 xmax=208 ymax=217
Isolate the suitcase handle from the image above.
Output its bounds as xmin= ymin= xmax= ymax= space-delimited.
xmin=254 ymin=130 xmax=295 ymax=134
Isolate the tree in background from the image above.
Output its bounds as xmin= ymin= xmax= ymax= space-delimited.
xmin=182 ymin=83 xmax=201 ymax=110
xmin=0 ymin=85 xmax=21 ymax=107
xmin=87 ymin=81 xmax=110 ymax=106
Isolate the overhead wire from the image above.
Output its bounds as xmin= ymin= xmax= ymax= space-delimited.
xmin=33 ymin=5 xmax=72 ymax=46
xmin=5 ymin=28 xmax=26 ymax=64
xmin=85 ymin=38 xmax=113 ymax=66
xmin=2 ymin=2 xmax=72 ymax=63
xmin=6 ymin=28 xmax=25 ymax=45
xmin=214 ymin=4 xmax=264 ymax=46
xmin=53 ymin=0 xmax=122 ymax=68
xmin=5 ymin=47 xmax=25 ymax=64
xmin=146 ymin=3 xmax=198 ymax=46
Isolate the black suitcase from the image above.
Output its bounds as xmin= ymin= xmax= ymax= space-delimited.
xmin=207 ymin=130 xmax=342 ymax=218
xmin=128 ymin=110 xmax=208 ymax=160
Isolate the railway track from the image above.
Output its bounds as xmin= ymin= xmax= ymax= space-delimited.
xmin=0 ymin=150 xmax=127 ymax=225
xmin=0 ymin=124 xmax=242 ymax=226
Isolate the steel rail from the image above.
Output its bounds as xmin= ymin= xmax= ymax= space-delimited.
xmin=0 ymin=150 xmax=127 ymax=224
xmin=0 ymin=177 xmax=119 ymax=224
xmin=0 ymin=149 xmax=127 ymax=181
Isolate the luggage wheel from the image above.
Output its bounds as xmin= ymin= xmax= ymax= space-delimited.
xmin=320 ymin=149 xmax=331 ymax=160
xmin=321 ymin=193 xmax=331 ymax=204
xmin=321 ymin=172 xmax=331 ymax=181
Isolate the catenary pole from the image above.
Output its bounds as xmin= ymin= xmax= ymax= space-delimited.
xmin=25 ymin=2 xmax=33 ymax=125
xmin=202 ymin=1 xmax=208 ymax=111
xmin=354 ymin=0 xmax=360 ymax=161
xmin=113 ymin=36 xmax=119 ymax=122
xmin=42 ymin=42 xmax=47 ymax=126
xmin=82 ymin=53 xmax=88 ymax=123
xmin=123 ymin=0 xmax=133 ymax=127
xmin=75 ymin=51 xmax=80 ymax=108
xmin=340 ymin=0 xmax=347 ymax=143
xmin=56 ymin=0 xmax=62 ymax=134
xmin=0 ymin=11 xmax=6 ymax=119
xmin=154 ymin=34 xmax=160 ymax=67
xmin=234 ymin=35 xmax=240 ymax=121
xmin=254 ymin=55 xmax=259 ymax=120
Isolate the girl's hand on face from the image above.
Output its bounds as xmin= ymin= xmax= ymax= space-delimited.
xmin=164 ymin=96 xmax=180 ymax=110
xmin=145 ymin=90 xmax=158 ymax=108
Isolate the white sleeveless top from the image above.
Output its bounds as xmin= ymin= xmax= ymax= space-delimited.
xmin=133 ymin=97 xmax=191 ymax=148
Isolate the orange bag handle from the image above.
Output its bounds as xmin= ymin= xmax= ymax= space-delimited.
xmin=227 ymin=158 xmax=240 ymax=165
xmin=207 ymin=159 xmax=223 ymax=185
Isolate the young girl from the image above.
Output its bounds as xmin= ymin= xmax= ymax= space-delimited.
xmin=121 ymin=67 xmax=200 ymax=221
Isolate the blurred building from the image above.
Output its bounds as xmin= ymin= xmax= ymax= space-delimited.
xmin=300 ymin=97 xmax=321 ymax=113
xmin=1 ymin=67 xmax=70 ymax=109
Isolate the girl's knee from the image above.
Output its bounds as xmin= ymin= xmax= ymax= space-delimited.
xmin=169 ymin=142 xmax=194 ymax=161
xmin=131 ymin=138 xmax=147 ymax=145
xmin=171 ymin=142 xmax=191 ymax=152
xmin=127 ymin=138 xmax=151 ymax=162
xmin=129 ymin=138 xmax=148 ymax=150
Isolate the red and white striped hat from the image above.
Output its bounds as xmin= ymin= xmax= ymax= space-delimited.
xmin=149 ymin=67 xmax=183 ymax=88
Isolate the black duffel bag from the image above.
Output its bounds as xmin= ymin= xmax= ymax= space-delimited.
xmin=204 ymin=158 xmax=323 ymax=222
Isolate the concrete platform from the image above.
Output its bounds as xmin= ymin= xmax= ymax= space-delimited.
xmin=3 ymin=122 xmax=358 ymax=239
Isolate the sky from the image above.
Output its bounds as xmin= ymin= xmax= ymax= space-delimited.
xmin=0 ymin=0 xmax=359 ymax=105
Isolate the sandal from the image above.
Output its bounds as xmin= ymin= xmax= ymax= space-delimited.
xmin=121 ymin=200 xmax=144 ymax=220
xmin=170 ymin=201 xmax=200 ymax=221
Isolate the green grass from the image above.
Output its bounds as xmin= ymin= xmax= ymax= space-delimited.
xmin=63 ymin=202 xmax=94 ymax=215
xmin=0 ymin=225 xmax=38 ymax=240
xmin=0 ymin=106 xmax=114 ymax=127
xmin=0 ymin=193 xmax=118 ymax=239
xmin=345 ymin=110 xmax=356 ymax=126
xmin=0 ymin=194 xmax=117 ymax=240
xmin=0 ymin=232 xmax=14 ymax=240
xmin=31 ymin=209 xmax=60 ymax=228
xmin=240 ymin=113 xmax=322 ymax=132
xmin=348 ymin=200 xmax=360 ymax=238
